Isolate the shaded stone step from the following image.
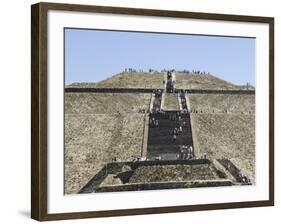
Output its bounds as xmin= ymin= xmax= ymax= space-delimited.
xmin=148 ymin=130 xmax=192 ymax=138
xmin=148 ymin=138 xmax=192 ymax=145
xmin=148 ymin=131 xmax=192 ymax=139
xmin=147 ymin=153 xmax=179 ymax=160
xmin=95 ymin=180 xmax=233 ymax=193
xmin=149 ymin=121 xmax=192 ymax=128
xmin=147 ymin=145 xmax=180 ymax=153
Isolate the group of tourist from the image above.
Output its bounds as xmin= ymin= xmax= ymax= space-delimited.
xmin=183 ymin=70 xmax=210 ymax=75
xmin=132 ymin=156 xmax=146 ymax=162
xmin=124 ymin=68 xmax=138 ymax=73
xmin=153 ymin=99 xmax=161 ymax=113
xmin=153 ymin=89 xmax=162 ymax=97
xmin=149 ymin=83 xmax=194 ymax=161
xmin=123 ymin=68 xmax=211 ymax=75
xmin=124 ymin=68 xmax=161 ymax=73
xmin=171 ymin=126 xmax=183 ymax=142
xmin=179 ymin=91 xmax=188 ymax=111
xmin=138 ymin=108 xmax=148 ymax=113
xmin=149 ymin=110 xmax=162 ymax=128
xmin=149 ymin=111 xmax=188 ymax=128
xmin=239 ymin=173 xmax=252 ymax=185
xmin=166 ymin=71 xmax=176 ymax=93
xmin=177 ymin=145 xmax=193 ymax=160
xmin=151 ymin=89 xmax=162 ymax=113
xmin=124 ymin=68 xmax=160 ymax=73
xmin=168 ymin=112 xmax=178 ymax=121
xmin=224 ymin=161 xmax=252 ymax=185
xmin=149 ymin=117 xmax=159 ymax=127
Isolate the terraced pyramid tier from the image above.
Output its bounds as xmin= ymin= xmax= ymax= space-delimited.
xmin=66 ymin=72 xmax=254 ymax=90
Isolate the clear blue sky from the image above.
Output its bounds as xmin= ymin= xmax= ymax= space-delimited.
xmin=65 ymin=28 xmax=255 ymax=86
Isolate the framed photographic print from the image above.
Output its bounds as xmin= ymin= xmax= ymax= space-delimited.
xmin=31 ymin=2 xmax=274 ymax=221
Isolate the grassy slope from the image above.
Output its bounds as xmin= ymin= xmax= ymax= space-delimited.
xmin=67 ymin=72 xmax=164 ymax=89
xmin=175 ymin=72 xmax=255 ymax=90
xmin=189 ymin=94 xmax=255 ymax=113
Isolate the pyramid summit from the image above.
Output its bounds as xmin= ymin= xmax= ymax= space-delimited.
xmin=66 ymin=70 xmax=255 ymax=91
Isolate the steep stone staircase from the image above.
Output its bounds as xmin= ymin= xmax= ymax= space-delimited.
xmin=77 ymin=71 xmax=253 ymax=194
xmin=147 ymin=112 xmax=193 ymax=160
xmin=147 ymin=71 xmax=194 ymax=160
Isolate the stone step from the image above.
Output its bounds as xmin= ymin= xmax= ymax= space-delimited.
xmin=148 ymin=140 xmax=191 ymax=146
xmin=149 ymin=121 xmax=192 ymax=129
xmin=148 ymin=133 xmax=192 ymax=143
xmin=148 ymin=129 xmax=192 ymax=137
xmin=147 ymin=152 xmax=178 ymax=160
xmin=147 ymin=145 xmax=181 ymax=153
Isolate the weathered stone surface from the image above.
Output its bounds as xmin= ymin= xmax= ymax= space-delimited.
xmin=163 ymin=93 xmax=180 ymax=111
xmin=65 ymin=72 xmax=255 ymax=194
xmin=189 ymin=94 xmax=255 ymax=181
xmin=64 ymin=93 xmax=151 ymax=194
xmin=128 ymin=164 xmax=216 ymax=183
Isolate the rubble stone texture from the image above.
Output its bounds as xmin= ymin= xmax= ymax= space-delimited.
xmin=64 ymin=93 xmax=151 ymax=193
xmin=64 ymin=72 xmax=255 ymax=194
xmin=189 ymin=94 xmax=255 ymax=181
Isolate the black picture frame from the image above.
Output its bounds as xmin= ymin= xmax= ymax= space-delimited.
xmin=31 ymin=2 xmax=274 ymax=221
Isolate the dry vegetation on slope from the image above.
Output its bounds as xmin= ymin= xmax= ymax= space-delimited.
xmin=64 ymin=93 xmax=151 ymax=194
xmin=67 ymin=72 xmax=254 ymax=91
xmin=189 ymin=94 xmax=255 ymax=113
xmin=67 ymin=72 xmax=164 ymax=89
xmin=175 ymin=72 xmax=255 ymax=90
